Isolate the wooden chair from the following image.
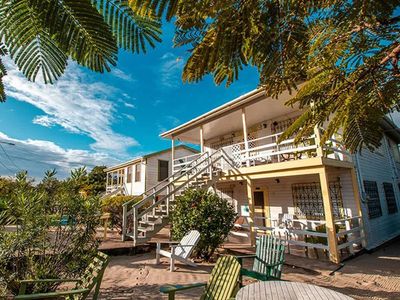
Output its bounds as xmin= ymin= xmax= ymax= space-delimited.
xmin=237 ymin=234 xmax=285 ymax=284
xmin=15 ymin=252 xmax=109 ymax=300
xmin=160 ymin=255 xmax=241 ymax=300
xmin=156 ymin=230 xmax=201 ymax=272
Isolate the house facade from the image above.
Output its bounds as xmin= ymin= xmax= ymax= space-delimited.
xmin=105 ymin=145 xmax=198 ymax=196
xmin=158 ymin=88 xmax=400 ymax=263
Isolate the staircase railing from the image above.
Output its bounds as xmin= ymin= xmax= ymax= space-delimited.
xmin=121 ymin=151 xmax=222 ymax=242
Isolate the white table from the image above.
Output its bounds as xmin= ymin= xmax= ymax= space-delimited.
xmin=236 ymin=281 xmax=353 ymax=300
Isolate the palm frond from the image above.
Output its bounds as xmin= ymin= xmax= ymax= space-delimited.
xmin=129 ymin=0 xmax=179 ymax=21
xmin=40 ymin=0 xmax=118 ymax=73
xmin=92 ymin=0 xmax=161 ymax=54
xmin=0 ymin=0 xmax=68 ymax=83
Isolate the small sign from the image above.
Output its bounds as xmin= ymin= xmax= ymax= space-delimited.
xmin=241 ymin=205 xmax=250 ymax=217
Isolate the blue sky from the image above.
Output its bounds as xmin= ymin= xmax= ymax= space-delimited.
xmin=0 ymin=22 xmax=259 ymax=179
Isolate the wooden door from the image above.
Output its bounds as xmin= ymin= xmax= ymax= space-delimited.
xmin=253 ymin=188 xmax=270 ymax=230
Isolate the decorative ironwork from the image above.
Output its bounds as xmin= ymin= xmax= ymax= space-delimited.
xmin=363 ymin=181 xmax=383 ymax=219
xmin=383 ymin=182 xmax=398 ymax=214
xmin=292 ymin=181 xmax=345 ymax=220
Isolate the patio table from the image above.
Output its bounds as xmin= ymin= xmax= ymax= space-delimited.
xmin=235 ymin=281 xmax=353 ymax=300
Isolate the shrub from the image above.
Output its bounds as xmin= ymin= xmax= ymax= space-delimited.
xmin=171 ymin=189 xmax=237 ymax=261
xmin=102 ymin=195 xmax=142 ymax=233
xmin=0 ymin=171 xmax=101 ymax=296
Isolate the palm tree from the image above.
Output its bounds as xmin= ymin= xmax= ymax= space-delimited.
xmin=0 ymin=0 xmax=162 ymax=101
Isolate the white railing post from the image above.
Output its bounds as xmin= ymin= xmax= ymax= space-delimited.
xmin=166 ymin=184 xmax=170 ymax=216
xmin=122 ymin=205 xmax=127 ymax=241
xmin=152 ymin=187 xmax=156 ymax=216
xmin=133 ymin=206 xmax=138 ymax=242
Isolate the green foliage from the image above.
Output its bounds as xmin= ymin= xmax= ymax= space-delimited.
xmin=87 ymin=166 xmax=107 ymax=196
xmin=0 ymin=0 xmax=161 ymax=101
xmin=0 ymin=170 xmax=101 ymax=296
xmin=171 ymin=189 xmax=237 ymax=261
xmin=131 ymin=0 xmax=400 ymax=152
xmin=102 ymin=194 xmax=142 ymax=233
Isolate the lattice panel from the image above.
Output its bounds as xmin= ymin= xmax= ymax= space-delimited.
xmin=292 ymin=181 xmax=345 ymax=220
xmin=363 ymin=181 xmax=383 ymax=219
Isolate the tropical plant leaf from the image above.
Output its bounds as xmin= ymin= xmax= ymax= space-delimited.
xmin=37 ymin=0 xmax=118 ymax=73
xmin=0 ymin=0 xmax=68 ymax=83
xmin=92 ymin=0 xmax=162 ymax=54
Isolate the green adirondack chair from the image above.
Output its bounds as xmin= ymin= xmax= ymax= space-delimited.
xmin=15 ymin=252 xmax=109 ymax=300
xmin=237 ymin=234 xmax=285 ymax=284
xmin=160 ymin=255 xmax=241 ymax=300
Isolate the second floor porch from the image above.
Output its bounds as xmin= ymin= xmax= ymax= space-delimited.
xmin=161 ymin=89 xmax=353 ymax=174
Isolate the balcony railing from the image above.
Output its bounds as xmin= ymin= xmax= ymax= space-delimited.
xmin=174 ymin=131 xmax=352 ymax=173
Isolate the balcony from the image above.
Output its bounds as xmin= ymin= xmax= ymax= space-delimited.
xmin=173 ymin=131 xmax=352 ymax=173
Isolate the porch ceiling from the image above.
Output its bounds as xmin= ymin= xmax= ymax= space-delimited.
xmin=165 ymin=88 xmax=301 ymax=144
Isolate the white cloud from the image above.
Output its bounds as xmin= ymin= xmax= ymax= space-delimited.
xmin=123 ymin=113 xmax=136 ymax=122
xmin=112 ymin=68 xmax=135 ymax=82
xmin=3 ymin=60 xmax=138 ymax=152
xmin=0 ymin=132 xmax=121 ymax=179
xmin=160 ymin=52 xmax=184 ymax=88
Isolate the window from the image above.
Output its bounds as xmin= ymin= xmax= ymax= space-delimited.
xmin=383 ymin=182 xmax=398 ymax=214
xmin=127 ymin=166 xmax=132 ymax=183
xmin=158 ymin=160 xmax=169 ymax=181
xmin=135 ymin=164 xmax=141 ymax=182
xmin=363 ymin=181 xmax=383 ymax=219
xmin=388 ymin=138 xmax=400 ymax=163
xmin=291 ymin=181 xmax=345 ymax=220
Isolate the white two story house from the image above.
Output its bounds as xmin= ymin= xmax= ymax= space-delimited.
xmin=105 ymin=145 xmax=198 ymax=196
xmin=122 ymin=88 xmax=400 ymax=264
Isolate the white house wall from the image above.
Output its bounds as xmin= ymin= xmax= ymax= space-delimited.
xmin=355 ymin=137 xmax=400 ymax=250
xmin=125 ymin=162 xmax=146 ymax=196
xmin=145 ymin=147 xmax=197 ymax=191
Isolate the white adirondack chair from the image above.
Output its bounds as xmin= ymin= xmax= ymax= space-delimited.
xmin=155 ymin=230 xmax=201 ymax=272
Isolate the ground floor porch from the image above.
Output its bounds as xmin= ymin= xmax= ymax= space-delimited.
xmin=213 ymin=164 xmax=365 ymax=263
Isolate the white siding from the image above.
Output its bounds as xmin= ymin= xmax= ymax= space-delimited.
xmin=125 ymin=162 xmax=146 ymax=196
xmin=145 ymin=147 xmax=197 ymax=191
xmin=354 ymin=137 xmax=400 ymax=249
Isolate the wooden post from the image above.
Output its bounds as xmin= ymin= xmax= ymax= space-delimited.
xmin=242 ymin=108 xmax=249 ymax=167
xmin=200 ymin=126 xmax=204 ymax=153
xmin=350 ymin=167 xmax=367 ymax=248
xmin=314 ymin=126 xmax=323 ymax=157
xmin=171 ymin=138 xmax=175 ymax=172
xmin=319 ymin=167 xmax=340 ymax=263
xmin=245 ymin=177 xmax=256 ymax=246
xmin=122 ymin=205 xmax=127 ymax=241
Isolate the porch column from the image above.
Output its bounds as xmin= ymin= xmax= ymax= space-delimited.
xmin=242 ymin=108 xmax=249 ymax=167
xmin=200 ymin=126 xmax=204 ymax=153
xmin=350 ymin=168 xmax=367 ymax=247
xmin=171 ymin=137 xmax=175 ymax=171
xmin=245 ymin=177 xmax=256 ymax=246
xmin=314 ymin=126 xmax=323 ymax=157
xmin=319 ymin=167 xmax=340 ymax=263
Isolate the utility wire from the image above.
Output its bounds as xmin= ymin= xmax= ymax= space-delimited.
xmin=0 ymin=144 xmax=21 ymax=171
xmin=0 ymin=158 xmax=15 ymax=174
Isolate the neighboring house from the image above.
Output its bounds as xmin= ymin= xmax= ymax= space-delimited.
xmin=122 ymin=88 xmax=400 ymax=264
xmin=105 ymin=145 xmax=198 ymax=196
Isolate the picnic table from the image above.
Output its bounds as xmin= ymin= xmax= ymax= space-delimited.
xmin=236 ymin=281 xmax=353 ymax=300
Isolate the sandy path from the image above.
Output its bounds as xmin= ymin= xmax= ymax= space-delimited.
xmin=100 ymin=240 xmax=400 ymax=300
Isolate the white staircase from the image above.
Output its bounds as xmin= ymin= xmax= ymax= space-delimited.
xmin=121 ymin=150 xmax=225 ymax=245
